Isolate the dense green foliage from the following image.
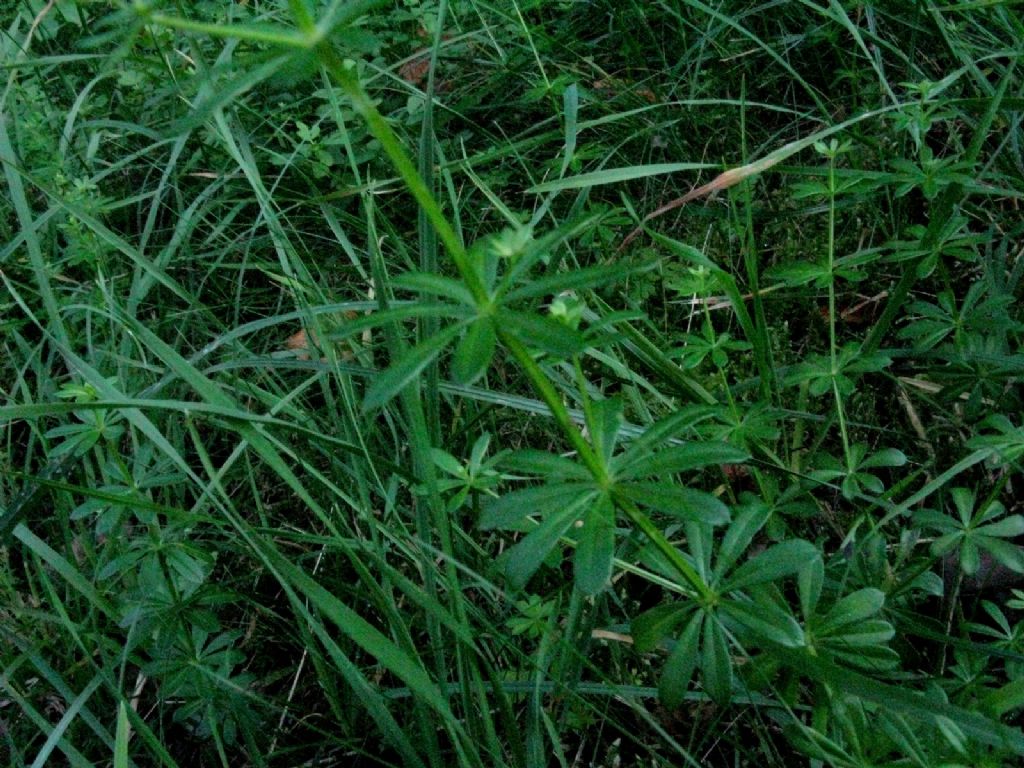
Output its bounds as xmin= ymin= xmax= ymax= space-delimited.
xmin=2 ymin=1 xmax=1024 ymax=765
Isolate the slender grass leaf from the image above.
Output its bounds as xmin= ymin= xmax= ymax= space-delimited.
xmin=114 ymin=702 xmax=130 ymax=768
xmin=250 ymin=533 xmax=457 ymax=725
xmin=529 ymin=163 xmax=716 ymax=193
xmin=29 ymin=674 xmax=103 ymax=768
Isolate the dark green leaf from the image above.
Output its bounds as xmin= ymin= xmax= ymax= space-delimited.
xmin=501 ymin=506 xmax=580 ymax=589
xmin=833 ymin=620 xmax=896 ymax=646
xmin=722 ymin=540 xmax=819 ymax=592
xmin=393 ymin=271 xmax=476 ymax=306
xmin=976 ymin=535 xmax=1024 ymax=573
xmin=715 ymin=501 xmax=773 ymax=577
xmin=587 ymin=397 xmax=623 ymax=466
xmin=451 ymin=317 xmax=496 ymax=385
xmin=503 ymin=311 xmax=587 ymax=358
xmin=702 ymin=619 xmax=733 ymax=705
xmin=618 ymin=442 xmax=748 ymax=480
xmin=632 ymin=603 xmax=691 ymax=653
xmin=860 ymin=448 xmax=908 ymax=469
xmin=502 ymin=450 xmax=590 ymax=480
xmin=798 ymin=556 xmax=824 ymax=619
xmin=480 ymin=483 xmax=594 ymax=530
xmin=722 ymin=598 xmax=803 ymax=647
xmin=659 ymin=612 xmax=703 ymax=709
xmin=362 ymin=324 xmax=462 ymax=412
xmin=977 ymin=516 xmax=1024 ymax=540
xmin=616 ymin=483 xmax=730 ymax=526
xmin=615 ymin=410 xmax=702 ymax=468
xmin=818 ymin=589 xmax=886 ymax=634
xmin=574 ymin=495 xmax=615 ymax=594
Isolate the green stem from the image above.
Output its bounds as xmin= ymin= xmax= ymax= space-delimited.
xmin=617 ymin=496 xmax=715 ymax=603
xmin=827 ymin=153 xmax=852 ymax=466
xmin=318 ymin=46 xmax=489 ymax=304
xmin=500 ymin=332 xmax=606 ymax=484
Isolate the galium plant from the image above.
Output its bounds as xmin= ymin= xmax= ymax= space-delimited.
xmin=2 ymin=1 xmax=1024 ymax=766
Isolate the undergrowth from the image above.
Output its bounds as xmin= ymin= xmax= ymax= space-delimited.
xmin=2 ymin=1 xmax=1024 ymax=766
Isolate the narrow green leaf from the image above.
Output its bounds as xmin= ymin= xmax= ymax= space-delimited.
xmin=701 ymin=619 xmax=733 ymax=705
xmin=363 ymin=324 xmax=462 ymax=412
xmin=393 ymin=271 xmax=476 ymax=306
xmin=715 ymin=502 xmax=773 ymax=577
xmin=114 ymin=702 xmax=129 ymax=768
xmin=251 ymin=534 xmax=456 ymax=721
xmin=618 ymin=442 xmax=749 ymax=480
xmin=860 ymin=448 xmax=908 ymax=469
xmin=616 ymin=483 xmax=730 ymax=526
xmin=976 ymin=535 xmax=1024 ymax=573
xmin=587 ymin=397 xmax=623 ymax=466
xmin=451 ymin=318 xmax=496 ymax=385
xmin=560 ymin=83 xmax=578 ymax=176
xmin=479 ymin=483 xmax=593 ymax=530
xmin=632 ymin=603 xmax=691 ymax=653
xmin=835 ymin=620 xmax=896 ymax=646
xmin=977 ymin=516 xmax=1024 ymax=540
xmin=150 ymin=14 xmax=310 ymax=48
xmin=501 ymin=506 xmax=581 ymax=589
xmin=574 ymin=496 xmax=615 ymax=594
xmin=659 ymin=612 xmax=703 ymax=709
xmin=768 ymin=645 xmax=1024 ymax=755
xmin=29 ymin=675 xmax=103 ymax=768
xmin=501 ymin=450 xmax=590 ymax=480
xmin=529 ymin=162 xmax=716 ymax=193
xmin=503 ymin=311 xmax=587 ymax=358
xmin=798 ymin=556 xmax=824 ymax=619
xmin=722 ymin=540 xmax=819 ymax=593
xmin=935 ymin=715 xmax=968 ymax=755
xmin=818 ymin=589 xmax=886 ymax=634
xmin=614 ymin=409 xmax=703 ymax=469
xmin=722 ymin=599 xmax=803 ymax=647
